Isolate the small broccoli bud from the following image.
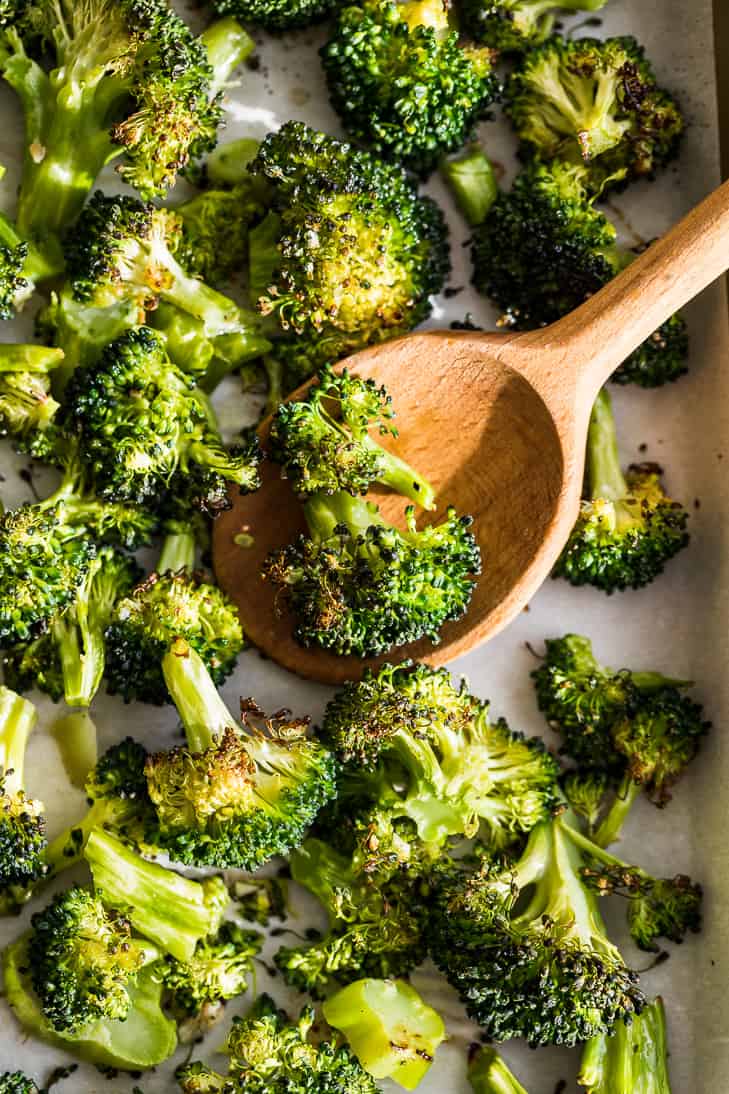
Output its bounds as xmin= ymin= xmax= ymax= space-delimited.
xmin=578 ymin=997 xmax=671 ymax=1092
xmin=468 ymin=1045 xmax=528 ymax=1094
xmin=163 ymin=920 xmax=263 ymax=1018
xmin=583 ymin=863 xmax=702 ymax=953
xmin=462 ymin=0 xmax=608 ymax=52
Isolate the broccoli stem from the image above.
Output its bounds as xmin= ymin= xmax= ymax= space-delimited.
xmin=441 ymin=144 xmax=498 ymax=227
xmin=200 ymin=18 xmax=255 ymax=95
xmin=158 ymin=530 xmax=196 ymax=574
xmin=50 ymin=711 xmax=98 ymax=789
xmin=562 ymin=818 xmax=641 ymax=873
xmin=0 ymin=686 xmax=37 ymax=798
xmin=468 ymin=1046 xmax=528 ymax=1094
xmin=593 ymin=775 xmax=641 ymax=847
xmin=578 ymin=996 xmax=670 ymax=1092
xmin=43 ymin=794 xmax=134 ymax=878
xmin=206 ymin=138 xmax=260 ymax=186
xmin=50 ymin=555 xmax=108 ymax=708
xmin=84 ymin=827 xmax=227 ymax=961
xmin=0 ymin=211 xmax=63 ymax=284
xmin=162 ymin=638 xmax=236 ymax=754
xmin=586 ymin=387 xmax=626 ymax=502
xmin=303 ymin=492 xmax=386 ymax=542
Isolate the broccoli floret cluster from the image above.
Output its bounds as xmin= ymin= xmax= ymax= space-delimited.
xmin=209 ymin=0 xmax=338 ymax=31
xmin=321 ymin=0 xmax=499 ymax=175
xmin=461 ymin=0 xmax=609 ymax=52
xmin=0 ymin=345 xmax=64 ymax=451
xmin=0 ymin=1074 xmax=39 ymax=1094
xmin=163 ymin=920 xmax=262 ymax=1020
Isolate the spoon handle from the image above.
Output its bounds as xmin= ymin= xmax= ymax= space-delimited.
xmin=518 ymin=177 xmax=729 ymax=396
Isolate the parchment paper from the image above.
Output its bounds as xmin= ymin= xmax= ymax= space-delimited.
xmin=0 ymin=1 xmax=727 ymax=1089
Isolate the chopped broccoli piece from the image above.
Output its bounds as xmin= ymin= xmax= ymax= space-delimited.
xmin=208 ymin=0 xmax=338 ymax=30
xmin=174 ymin=170 xmax=266 ymax=287
xmin=471 ymin=160 xmax=689 ymax=386
xmin=231 ymin=876 xmax=288 ymax=925
xmin=143 ymin=639 xmax=336 ymax=868
xmin=269 ymin=365 xmax=435 ymax=506
xmin=64 ymin=327 xmax=261 ymax=510
xmin=247 ymin=121 xmax=449 ymax=388
xmin=163 ymin=920 xmax=263 ymax=1019
xmin=323 ymin=978 xmax=445 ymax=1090
xmin=428 ymin=810 xmax=645 ymax=1046
xmin=468 ymin=1045 xmax=528 ymax=1094
xmin=263 ymin=491 xmax=480 ymax=656
xmin=442 ymin=144 xmax=499 ymax=226
xmin=0 ymin=687 xmax=46 ymax=914
xmin=0 ymin=1073 xmax=39 ymax=1094
xmin=506 ymin=36 xmax=684 ymax=185
xmin=0 ymin=344 xmax=64 ymax=450
xmin=321 ymin=0 xmax=499 ymax=176
xmin=555 ymin=389 xmax=689 ymax=591
xmin=0 ymin=3 xmax=251 ymax=245
xmin=578 ymin=997 xmax=671 ymax=1092
xmin=50 ymin=710 xmax=99 ymax=790
xmin=461 ymin=0 xmax=608 ymax=52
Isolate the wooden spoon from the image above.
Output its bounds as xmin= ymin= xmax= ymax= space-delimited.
xmin=214 ymin=180 xmax=729 ymax=684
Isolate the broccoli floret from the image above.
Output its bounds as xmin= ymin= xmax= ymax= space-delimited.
xmin=231 ymin=876 xmax=288 ymax=925
xmin=163 ymin=920 xmax=263 ymax=1019
xmin=0 ymin=210 xmax=64 ymax=319
xmin=428 ymin=810 xmax=645 ymax=1046
xmin=105 ymin=561 xmax=244 ymax=706
xmin=442 ymin=143 xmax=498 ymax=227
xmin=174 ymin=168 xmax=266 ymax=287
xmin=468 ymin=1045 xmax=528 ymax=1094
xmin=0 ymin=344 xmax=64 ymax=450
xmin=506 ymin=36 xmax=684 ymax=185
xmin=471 ymin=161 xmax=689 ymax=387
xmin=274 ymin=837 xmax=426 ymax=997
xmin=5 ymin=547 xmax=141 ymax=708
xmin=562 ymin=770 xmax=611 ymax=833
xmin=578 ymin=996 xmax=671 ymax=1092
xmin=0 ymin=687 xmax=46 ymax=913
xmin=321 ymin=0 xmax=499 ymax=176
xmin=0 ymin=1073 xmax=39 ymax=1094
xmin=263 ymin=491 xmax=480 ymax=656
xmin=583 ymin=862 xmax=702 ymax=953
xmin=247 ymin=121 xmax=450 ymax=388
xmin=323 ymin=661 xmax=560 ymax=848
xmin=0 ymin=3 xmax=252 ymax=245
xmin=269 ymin=365 xmax=435 ymax=506
xmin=143 ymin=639 xmax=336 ymax=868
xmin=65 ymin=327 xmax=261 ymax=509
xmin=208 ymin=0 xmax=338 ymax=30
xmin=555 ymin=389 xmax=689 ymax=591
xmin=461 ymin=0 xmax=608 ymax=52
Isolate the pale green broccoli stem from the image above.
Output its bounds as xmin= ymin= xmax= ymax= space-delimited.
xmin=578 ymin=996 xmax=670 ymax=1092
xmin=146 ymin=241 xmax=245 ymax=336
xmin=0 ymin=211 xmax=63 ymax=287
xmin=587 ymin=387 xmax=626 ymax=502
xmin=201 ymin=18 xmax=255 ymax=95
xmin=593 ymin=775 xmax=641 ymax=848
xmin=50 ymin=711 xmax=98 ymax=789
xmin=158 ymin=530 xmax=196 ymax=575
xmin=44 ymin=790 xmax=140 ymax=879
xmin=206 ymin=138 xmax=260 ymax=186
xmin=304 ymin=491 xmax=387 ymax=542
xmin=263 ymin=355 xmax=284 ymax=418
xmin=51 ymin=554 xmax=109 ymax=708
xmin=441 ymin=144 xmax=498 ymax=227
xmin=563 ymin=818 xmax=640 ymax=872
xmin=358 ymin=433 xmax=435 ymax=510
xmin=468 ymin=1045 xmax=528 ymax=1094
xmin=0 ymin=344 xmax=64 ymax=373
xmin=528 ymin=57 xmax=630 ymax=161
xmin=162 ymin=638 xmax=237 ymax=754
xmin=0 ymin=686 xmax=37 ymax=798
xmin=84 ymin=827 xmax=228 ymax=961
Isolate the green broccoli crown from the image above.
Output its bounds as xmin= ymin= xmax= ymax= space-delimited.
xmin=612 ymin=312 xmax=689 ymax=387
xmin=89 ymin=736 xmax=151 ymax=804
xmin=263 ymin=492 xmax=480 ymax=657
xmin=578 ymin=996 xmax=670 ymax=1093
xmin=269 ymin=364 xmax=435 ymax=507
xmin=248 ymin=121 xmax=449 ymax=381
xmin=0 ymin=1073 xmax=39 ymax=1094
xmin=2 ymin=635 xmax=65 ymax=704
xmin=0 ymin=345 xmax=64 ymax=449
xmin=468 ymin=1045 xmax=527 ymax=1094
xmin=210 ymin=0 xmax=337 ymax=30
xmin=461 ymin=0 xmax=608 ymax=52
xmin=28 ymin=886 xmax=150 ymax=1034
xmin=65 ymin=326 xmax=261 ymax=508
xmin=583 ymin=864 xmax=702 ymax=953
xmin=429 ymin=814 xmax=645 ymax=1046
xmin=105 ymin=568 xmax=244 ymax=705
xmin=321 ymin=0 xmax=499 ymax=175
xmin=506 ymin=35 xmax=684 ymax=182
xmin=163 ymin=920 xmax=263 ymax=1018
xmin=555 ymin=390 xmax=689 ymax=592
xmin=175 ymin=181 xmax=266 ymax=287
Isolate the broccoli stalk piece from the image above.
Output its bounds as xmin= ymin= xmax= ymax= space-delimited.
xmin=143 ymin=639 xmax=337 ymax=868
xmin=320 ymin=0 xmax=499 ymax=176
xmin=163 ymin=920 xmax=263 ymax=1022
xmin=441 ymin=144 xmax=499 ymax=227
xmin=0 ymin=3 xmax=251 ymax=244
xmin=50 ymin=710 xmax=99 ymax=789
xmin=461 ymin=0 xmax=608 ymax=52
xmin=429 ymin=810 xmax=645 ymax=1046
xmin=0 ymin=344 xmax=64 ymax=450
xmin=0 ymin=687 xmax=46 ymax=913
xmin=269 ymin=365 xmax=436 ymax=506
xmin=3 ymin=885 xmax=178 ymax=1070
xmin=177 ymin=993 xmax=379 ymax=1093
xmin=0 ymin=1073 xmax=39 ymax=1094
xmin=322 ymin=978 xmax=445 ymax=1090
xmin=555 ymin=389 xmax=689 ymax=591
xmin=468 ymin=1046 xmax=528 ymax=1094
xmin=0 ymin=211 xmax=64 ymax=319
xmin=506 ymin=36 xmax=684 ymax=184
xmin=578 ymin=997 xmax=671 ymax=1093
xmin=247 ymin=121 xmax=449 ymax=388
xmin=263 ymin=491 xmax=480 ymax=656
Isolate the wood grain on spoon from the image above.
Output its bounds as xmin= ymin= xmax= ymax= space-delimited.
xmin=214 ymin=179 xmax=729 ymax=684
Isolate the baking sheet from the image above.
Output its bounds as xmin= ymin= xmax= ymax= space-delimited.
xmin=0 ymin=0 xmax=728 ymax=1089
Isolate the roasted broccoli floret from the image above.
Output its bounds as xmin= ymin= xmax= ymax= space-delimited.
xmin=2 ymin=885 xmax=177 ymax=1069
xmin=163 ymin=920 xmax=262 ymax=1020
xmin=323 ymin=661 xmax=560 ymax=848
xmin=428 ymin=810 xmax=645 ymax=1046
xmin=0 ymin=3 xmax=252 ymax=245
xmin=0 ymin=210 xmax=64 ymax=319
xmin=177 ymin=993 xmax=379 ymax=1093
xmin=65 ymin=327 xmax=261 ymax=510
xmin=144 ymin=639 xmax=336 ymax=868
xmin=471 ymin=160 xmax=689 ymax=386
xmin=263 ymin=492 xmax=480 ymax=656
xmin=321 ymin=0 xmax=499 ymax=176
xmin=209 ymin=0 xmax=338 ymax=30
xmin=461 ymin=0 xmax=608 ymax=52
xmin=5 ymin=547 xmax=141 ymax=708
xmin=231 ymin=875 xmax=288 ymax=925
xmin=0 ymin=344 xmax=64 ymax=450
xmin=555 ymin=389 xmax=689 ymax=591
xmin=269 ymin=365 xmax=435 ymax=506
xmin=578 ymin=996 xmax=671 ymax=1093
xmin=0 ymin=1073 xmax=39 ymax=1094
xmin=323 ymin=978 xmax=445 ymax=1090
xmin=0 ymin=687 xmax=46 ymax=914
xmin=468 ymin=1045 xmax=528 ymax=1094
xmin=247 ymin=121 xmax=450 ymax=388
xmin=506 ymin=36 xmax=684 ymax=185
